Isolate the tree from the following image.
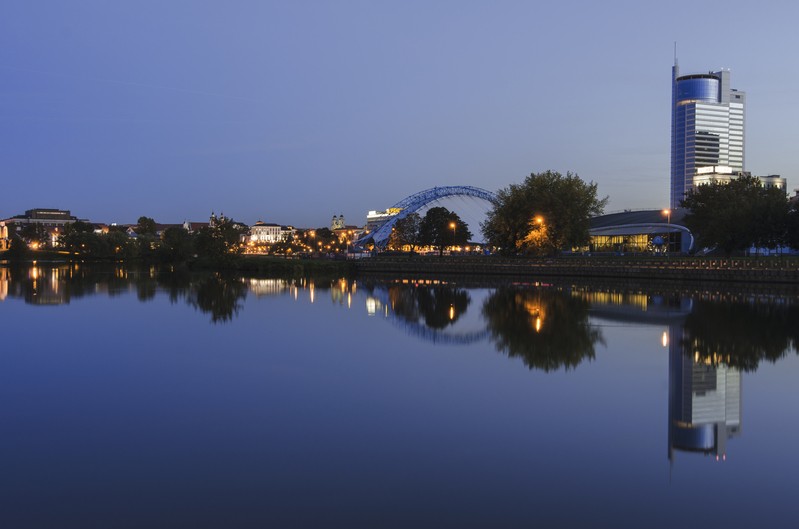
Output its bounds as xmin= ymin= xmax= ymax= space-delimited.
xmin=6 ymin=235 xmax=30 ymax=261
xmin=136 ymin=216 xmax=157 ymax=235
xmin=388 ymin=212 xmax=422 ymax=251
xmin=194 ymin=218 xmax=247 ymax=266
xmin=786 ymin=201 xmax=799 ymax=251
xmin=418 ymin=207 xmax=471 ymax=256
xmin=20 ymin=224 xmax=50 ymax=248
xmin=482 ymin=170 xmax=607 ymax=255
xmin=159 ymin=226 xmax=195 ymax=263
xmin=59 ymin=221 xmax=99 ymax=255
xmin=681 ymin=175 xmax=789 ymax=255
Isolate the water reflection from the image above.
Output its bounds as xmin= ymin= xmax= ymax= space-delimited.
xmin=364 ymin=281 xmax=488 ymax=344
xmin=669 ymin=323 xmax=741 ymax=462
xmin=482 ymin=287 xmax=604 ymax=371
xmin=389 ymin=284 xmax=470 ymax=329
xmin=5 ymin=264 xmax=799 ymax=467
xmin=582 ymin=287 xmax=798 ymax=462
xmin=682 ymin=297 xmax=799 ymax=371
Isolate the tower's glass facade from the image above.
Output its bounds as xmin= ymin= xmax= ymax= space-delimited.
xmin=671 ymin=65 xmax=745 ymax=208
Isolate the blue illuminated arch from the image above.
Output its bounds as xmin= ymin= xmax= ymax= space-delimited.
xmin=360 ymin=186 xmax=497 ymax=248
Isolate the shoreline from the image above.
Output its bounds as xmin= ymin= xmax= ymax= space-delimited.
xmin=354 ymin=255 xmax=799 ymax=284
xmin=4 ymin=254 xmax=799 ymax=284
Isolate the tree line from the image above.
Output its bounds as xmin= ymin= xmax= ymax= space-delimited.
xmin=5 ymin=216 xmax=247 ymax=266
xmin=681 ymin=175 xmax=799 ymax=255
xmin=388 ymin=206 xmax=472 ymax=255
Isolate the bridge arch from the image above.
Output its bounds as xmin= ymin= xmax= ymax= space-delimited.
xmin=361 ymin=185 xmax=497 ymax=248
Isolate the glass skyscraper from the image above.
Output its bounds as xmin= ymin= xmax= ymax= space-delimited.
xmin=671 ymin=62 xmax=745 ymax=208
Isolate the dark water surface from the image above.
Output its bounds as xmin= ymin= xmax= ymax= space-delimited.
xmin=2 ymin=264 xmax=799 ymax=528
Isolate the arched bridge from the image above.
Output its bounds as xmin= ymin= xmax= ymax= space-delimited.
xmin=358 ymin=185 xmax=497 ymax=248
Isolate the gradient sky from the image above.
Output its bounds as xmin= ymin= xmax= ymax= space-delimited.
xmin=2 ymin=0 xmax=798 ymax=228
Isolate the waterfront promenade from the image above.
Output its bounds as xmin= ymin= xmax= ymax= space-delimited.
xmin=355 ymin=255 xmax=799 ymax=284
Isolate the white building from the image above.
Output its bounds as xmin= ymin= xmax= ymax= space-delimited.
xmin=693 ymin=166 xmax=787 ymax=191
xmin=250 ymin=221 xmax=294 ymax=243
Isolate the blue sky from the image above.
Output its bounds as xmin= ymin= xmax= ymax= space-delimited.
xmin=2 ymin=0 xmax=798 ymax=228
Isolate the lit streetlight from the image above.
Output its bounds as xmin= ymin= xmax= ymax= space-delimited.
xmin=662 ymin=209 xmax=671 ymax=255
xmin=449 ymin=221 xmax=456 ymax=249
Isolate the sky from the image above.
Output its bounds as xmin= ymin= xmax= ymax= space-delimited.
xmin=2 ymin=0 xmax=798 ymax=228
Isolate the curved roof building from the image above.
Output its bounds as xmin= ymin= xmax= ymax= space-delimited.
xmin=589 ymin=208 xmax=694 ymax=254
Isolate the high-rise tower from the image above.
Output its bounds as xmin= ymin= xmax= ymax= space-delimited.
xmin=671 ymin=61 xmax=745 ymax=208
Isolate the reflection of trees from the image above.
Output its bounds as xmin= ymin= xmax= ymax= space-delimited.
xmin=185 ymin=273 xmax=247 ymax=323
xmin=682 ymin=300 xmax=799 ymax=371
xmin=2 ymin=264 xmax=248 ymax=324
xmin=482 ymin=288 xmax=603 ymax=371
xmin=388 ymin=285 xmax=470 ymax=329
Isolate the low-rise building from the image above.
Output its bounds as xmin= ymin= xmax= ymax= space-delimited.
xmin=249 ymin=221 xmax=295 ymax=244
xmin=1 ymin=208 xmax=81 ymax=248
xmin=693 ymin=166 xmax=787 ymax=191
xmin=589 ymin=209 xmax=694 ymax=254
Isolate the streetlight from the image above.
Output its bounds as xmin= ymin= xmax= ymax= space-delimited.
xmin=662 ymin=209 xmax=671 ymax=256
xmin=449 ymin=221 xmax=456 ymax=249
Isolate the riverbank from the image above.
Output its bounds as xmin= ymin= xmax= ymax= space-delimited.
xmin=354 ymin=255 xmax=799 ymax=284
xmin=0 ymin=252 xmax=356 ymax=277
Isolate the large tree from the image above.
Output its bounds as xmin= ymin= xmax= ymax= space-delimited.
xmin=786 ymin=201 xmax=799 ymax=251
xmin=482 ymin=170 xmax=607 ymax=255
xmin=388 ymin=212 xmax=422 ymax=251
xmin=136 ymin=216 xmax=157 ymax=235
xmin=681 ymin=175 xmax=789 ymax=255
xmin=418 ymin=207 xmax=471 ymax=256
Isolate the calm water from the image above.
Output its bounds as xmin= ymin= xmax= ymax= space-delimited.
xmin=2 ymin=264 xmax=799 ymax=528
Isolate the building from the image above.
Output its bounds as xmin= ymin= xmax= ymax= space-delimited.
xmin=331 ymin=215 xmax=346 ymax=230
xmin=0 ymin=221 xmax=9 ymax=251
xmin=589 ymin=209 xmax=694 ymax=254
xmin=365 ymin=208 xmax=402 ymax=233
xmin=671 ymin=62 xmax=745 ymax=208
xmin=693 ymin=165 xmax=786 ymax=191
xmin=249 ymin=221 xmax=294 ymax=244
xmin=1 ymin=208 xmax=80 ymax=248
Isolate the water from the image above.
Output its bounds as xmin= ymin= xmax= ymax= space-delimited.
xmin=2 ymin=264 xmax=799 ymax=528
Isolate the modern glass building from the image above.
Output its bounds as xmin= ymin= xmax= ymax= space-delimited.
xmin=671 ymin=62 xmax=745 ymax=209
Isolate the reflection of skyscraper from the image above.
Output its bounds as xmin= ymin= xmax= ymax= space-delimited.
xmin=671 ymin=61 xmax=745 ymax=208
xmin=668 ymin=326 xmax=741 ymax=461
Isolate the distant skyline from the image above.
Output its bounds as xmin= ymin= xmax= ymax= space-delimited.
xmin=2 ymin=1 xmax=798 ymax=227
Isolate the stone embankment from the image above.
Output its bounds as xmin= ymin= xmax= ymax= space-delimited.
xmin=355 ymin=255 xmax=799 ymax=284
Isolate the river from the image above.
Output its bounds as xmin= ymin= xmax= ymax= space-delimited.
xmin=1 ymin=264 xmax=798 ymax=528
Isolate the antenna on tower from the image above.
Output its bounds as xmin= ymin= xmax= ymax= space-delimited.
xmin=673 ymin=41 xmax=678 ymax=66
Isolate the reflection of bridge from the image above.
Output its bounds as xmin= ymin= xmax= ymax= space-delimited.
xmin=389 ymin=318 xmax=490 ymax=345
xmin=367 ymin=286 xmax=490 ymax=345
xmin=358 ymin=185 xmax=497 ymax=248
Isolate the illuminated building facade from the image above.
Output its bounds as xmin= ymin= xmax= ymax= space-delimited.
xmin=692 ymin=165 xmax=786 ymax=191
xmin=0 ymin=221 xmax=9 ymax=251
xmin=249 ymin=221 xmax=294 ymax=244
xmin=1 ymin=208 xmax=79 ymax=248
xmin=671 ymin=63 xmax=745 ymax=208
